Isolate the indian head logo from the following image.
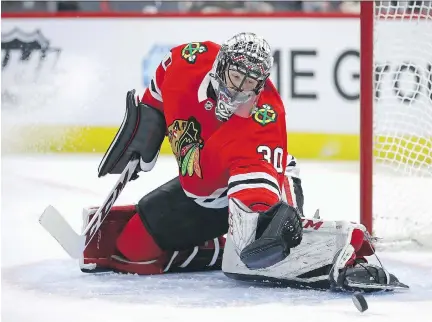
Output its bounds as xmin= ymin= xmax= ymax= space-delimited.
xmin=167 ymin=117 xmax=204 ymax=178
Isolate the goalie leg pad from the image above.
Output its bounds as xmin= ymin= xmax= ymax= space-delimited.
xmin=81 ymin=205 xmax=167 ymax=275
xmin=116 ymin=213 xmax=164 ymax=262
xmin=98 ymin=89 xmax=166 ymax=177
xmin=82 ymin=205 xmax=226 ymax=275
xmin=81 ymin=205 xmax=225 ymax=275
xmin=81 ymin=177 xmax=229 ymax=275
xmin=81 ymin=205 xmax=137 ymax=272
xmin=223 ymin=217 xmax=395 ymax=291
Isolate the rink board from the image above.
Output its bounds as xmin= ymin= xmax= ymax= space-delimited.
xmin=4 ymin=126 xmax=359 ymax=160
xmin=2 ymin=15 xmax=431 ymax=161
xmin=5 ymin=125 xmax=431 ymax=165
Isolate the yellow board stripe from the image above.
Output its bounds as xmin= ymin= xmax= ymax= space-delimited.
xmin=2 ymin=126 xmax=431 ymax=165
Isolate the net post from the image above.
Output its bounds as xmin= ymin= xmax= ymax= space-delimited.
xmin=360 ymin=1 xmax=374 ymax=235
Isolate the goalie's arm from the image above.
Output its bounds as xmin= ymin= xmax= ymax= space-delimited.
xmin=224 ymin=119 xmax=287 ymax=212
xmin=222 ymin=121 xmax=304 ymax=269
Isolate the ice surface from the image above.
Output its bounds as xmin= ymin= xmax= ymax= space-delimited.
xmin=2 ymin=155 xmax=432 ymax=322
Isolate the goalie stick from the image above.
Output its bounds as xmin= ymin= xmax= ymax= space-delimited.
xmin=39 ymin=157 xmax=140 ymax=259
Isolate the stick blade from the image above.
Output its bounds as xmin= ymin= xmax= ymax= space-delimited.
xmin=39 ymin=205 xmax=84 ymax=259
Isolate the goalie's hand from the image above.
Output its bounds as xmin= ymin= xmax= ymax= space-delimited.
xmin=240 ymin=202 xmax=303 ymax=269
xmin=269 ymin=202 xmax=303 ymax=249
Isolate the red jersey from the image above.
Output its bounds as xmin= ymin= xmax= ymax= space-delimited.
xmin=142 ymin=41 xmax=290 ymax=212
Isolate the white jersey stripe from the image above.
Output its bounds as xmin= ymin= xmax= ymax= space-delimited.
xmin=149 ymin=79 xmax=163 ymax=102
xmin=229 ymin=172 xmax=280 ymax=188
xmin=228 ymin=183 xmax=281 ymax=200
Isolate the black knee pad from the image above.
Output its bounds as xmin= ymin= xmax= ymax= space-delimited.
xmin=136 ymin=177 xmax=228 ymax=250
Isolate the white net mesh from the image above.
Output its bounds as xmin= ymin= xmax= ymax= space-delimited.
xmin=373 ymin=1 xmax=432 ymax=246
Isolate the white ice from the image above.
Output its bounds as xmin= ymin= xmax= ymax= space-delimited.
xmin=2 ymin=155 xmax=432 ymax=322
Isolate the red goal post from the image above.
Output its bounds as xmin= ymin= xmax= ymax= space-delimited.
xmin=360 ymin=1 xmax=375 ymax=237
xmin=360 ymin=1 xmax=432 ymax=246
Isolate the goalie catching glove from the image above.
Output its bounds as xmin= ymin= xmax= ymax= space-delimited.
xmin=228 ymin=198 xmax=303 ymax=270
xmin=98 ymin=89 xmax=166 ymax=179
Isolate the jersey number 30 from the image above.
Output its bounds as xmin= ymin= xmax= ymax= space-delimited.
xmin=257 ymin=146 xmax=284 ymax=173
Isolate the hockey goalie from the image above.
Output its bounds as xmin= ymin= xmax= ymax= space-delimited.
xmin=80 ymin=32 xmax=407 ymax=292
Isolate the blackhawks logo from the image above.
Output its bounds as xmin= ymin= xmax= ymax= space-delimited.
xmin=253 ymin=104 xmax=277 ymax=126
xmin=167 ymin=117 xmax=204 ymax=178
xmin=181 ymin=42 xmax=208 ymax=64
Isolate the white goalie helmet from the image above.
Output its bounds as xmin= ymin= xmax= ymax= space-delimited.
xmin=210 ymin=32 xmax=274 ymax=122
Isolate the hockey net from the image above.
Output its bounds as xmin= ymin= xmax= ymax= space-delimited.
xmin=360 ymin=1 xmax=432 ymax=247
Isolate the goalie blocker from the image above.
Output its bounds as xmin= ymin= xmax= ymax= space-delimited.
xmin=97 ymin=89 xmax=166 ymax=179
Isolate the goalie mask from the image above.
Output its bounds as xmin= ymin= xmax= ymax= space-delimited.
xmin=210 ymin=32 xmax=274 ymax=122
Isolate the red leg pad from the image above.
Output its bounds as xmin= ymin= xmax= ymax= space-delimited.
xmin=83 ymin=205 xmax=136 ymax=259
xmin=81 ymin=206 xmax=226 ymax=275
xmin=116 ymin=213 xmax=164 ymax=262
xmin=81 ymin=206 xmax=168 ymax=275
